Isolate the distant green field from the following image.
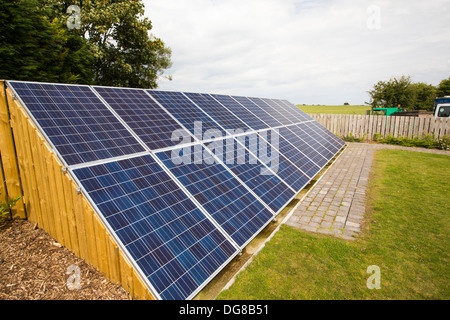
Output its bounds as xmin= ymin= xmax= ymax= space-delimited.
xmin=297 ymin=105 xmax=369 ymax=115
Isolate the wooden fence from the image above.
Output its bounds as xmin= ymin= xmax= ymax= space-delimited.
xmin=308 ymin=114 xmax=450 ymax=141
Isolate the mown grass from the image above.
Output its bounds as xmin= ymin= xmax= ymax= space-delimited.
xmin=298 ymin=105 xmax=369 ymax=115
xmin=217 ymin=150 xmax=450 ymax=300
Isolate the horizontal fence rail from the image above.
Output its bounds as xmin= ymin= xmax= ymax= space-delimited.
xmin=308 ymin=114 xmax=450 ymax=141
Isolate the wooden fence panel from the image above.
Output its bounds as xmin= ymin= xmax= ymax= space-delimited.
xmin=306 ymin=113 xmax=449 ymax=141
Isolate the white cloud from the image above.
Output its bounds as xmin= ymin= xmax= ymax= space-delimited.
xmin=143 ymin=0 xmax=450 ymax=105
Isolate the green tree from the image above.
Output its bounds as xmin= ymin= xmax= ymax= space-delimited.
xmin=411 ymin=82 xmax=436 ymax=111
xmin=367 ymin=75 xmax=416 ymax=109
xmin=41 ymin=0 xmax=172 ymax=88
xmin=436 ymin=77 xmax=450 ymax=97
xmin=0 ymin=0 xmax=94 ymax=84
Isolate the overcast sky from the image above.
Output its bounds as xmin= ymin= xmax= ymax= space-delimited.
xmin=142 ymin=0 xmax=450 ymax=105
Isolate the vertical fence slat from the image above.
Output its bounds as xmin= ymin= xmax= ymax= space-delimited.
xmin=400 ymin=117 xmax=405 ymax=138
xmin=368 ymin=115 xmax=374 ymax=140
xmin=406 ymin=117 xmax=413 ymax=139
xmin=444 ymin=118 xmax=450 ymax=136
xmin=435 ymin=117 xmax=442 ymax=138
xmin=375 ymin=115 xmax=381 ymax=139
xmin=386 ymin=116 xmax=391 ymax=137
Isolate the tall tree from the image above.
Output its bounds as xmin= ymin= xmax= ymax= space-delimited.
xmin=367 ymin=75 xmax=416 ymax=109
xmin=41 ymin=0 xmax=172 ymax=88
xmin=0 ymin=0 xmax=94 ymax=84
xmin=436 ymin=77 xmax=450 ymax=97
xmin=411 ymin=82 xmax=436 ymax=111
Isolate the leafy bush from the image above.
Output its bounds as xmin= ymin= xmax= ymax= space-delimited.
xmin=351 ymin=133 xmax=450 ymax=151
xmin=375 ymin=134 xmax=449 ymax=150
xmin=0 ymin=193 xmax=21 ymax=228
xmin=437 ymin=136 xmax=450 ymax=151
xmin=341 ymin=132 xmax=364 ymax=142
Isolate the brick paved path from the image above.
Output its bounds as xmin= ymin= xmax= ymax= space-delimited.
xmin=285 ymin=142 xmax=449 ymax=240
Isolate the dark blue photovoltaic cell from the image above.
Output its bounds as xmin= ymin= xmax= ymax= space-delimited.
xmin=204 ymin=135 xmax=295 ymax=213
xmin=72 ymin=154 xmax=238 ymax=300
xmin=232 ymin=96 xmax=283 ymax=128
xmin=156 ymin=146 xmax=274 ymax=248
xmin=267 ymin=151 xmax=310 ymax=192
xmin=279 ymin=127 xmax=329 ymax=168
xmin=277 ymin=99 xmax=313 ymax=122
xmin=303 ymin=122 xmax=344 ymax=154
xmin=93 ymin=86 xmax=192 ymax=151
xmin=183 ymin=93 xmax=251 ymax=132
xmin=7 ymin=81 xmax=145 ymax=165
xmin=266 ymin=98 xmax=307 ymax=124
xmin=146 ymin=90 xmax=224 ymax=138
xmin=248 ymin=97 xmax=296 ymax=126
xmin=250 ymin=131 xmax=310 ymax=193
xmin=258 ymin=129 xmax=319 ymax=184
xmin=288 ymin=124 xmax=335 ymax=161
xmin=278 ymin=135 xmax=321 ymax=179
xmin=210 ymin=94 xmax=268 ymax=130
xmin=307 ymin=121 xmax=346 ymax=149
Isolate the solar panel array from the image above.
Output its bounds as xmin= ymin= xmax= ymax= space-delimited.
xmin=7 ymin=80 xmax=345 ymax=300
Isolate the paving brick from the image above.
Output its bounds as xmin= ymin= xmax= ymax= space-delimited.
xmin=317 ymin=228 xmax=332 ymax=235
xmin=346 ymin=221 xmax=360 ymax=228
xmin=303 ymin=211 xmax=314 ymax=217
xmin=311 ymin=216 xmax=323 ymax=223
xmin=285 ymin=220 xmax=301 ymax=229
xmin=308 ymin=222 xmax=320 ymax=228
xmin=299 ymin=216 xmax=311 ymax=223
xmin=331 ymin=228 xmax=343 ymax=237
xmin=301 ymin=225 xmax=318 ymax=233
xmin=320 ymin=221 xmax=333 ymax=229
xmin=344 ymin=225 xmax=361 ymax=232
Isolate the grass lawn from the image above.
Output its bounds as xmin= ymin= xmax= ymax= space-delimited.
xmin=217 ymin=150 xmax=450 ymax=300
xmin=298 ymin=105 xmax=369 ymax=115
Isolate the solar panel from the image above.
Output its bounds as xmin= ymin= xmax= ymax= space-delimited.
xmin=248 ymin=97 xmax=296 ymax=126
xmin=307 ymin=121 xmax=346 ymax=149
xmin=72 ymin=154 xmax=239 ymax=300
xmin=256 ymin=131 xmax=311 ymax=192
xmin=279 ymin=126 xmax=329 ymax=168
xmin=271 ymin=128 xmax=322 ymax=179
xmin=276 ymin=99 xmax=312 ymax=122
xmin=6 ymin=80 xmax=346 ymax=300
xmin=92 ymin=86 xmax=192 ymax=151
xmin=210 ymin=94 xmax=268 ymax=130
xmin=183 ymin=92 xmax=251 ymax=132
xmin=232 ymin=96 xmax=283 ymax=128
xmin=303 ymin=122 xmax=344 ymax=154
xmin=7 ymin=81 xmax=145 ymax=166
xmin=271 ymin=98 xmax=310 ymax=123
xmin=204 ymin=134 xmax=296 ymax=213
xmin=146 ymin=90 xmax=225 ymax=139
xmin=287 ymin=124 xmax=336 ymax=161
xmin=156 ymin=145 xmax=274 ymax=248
